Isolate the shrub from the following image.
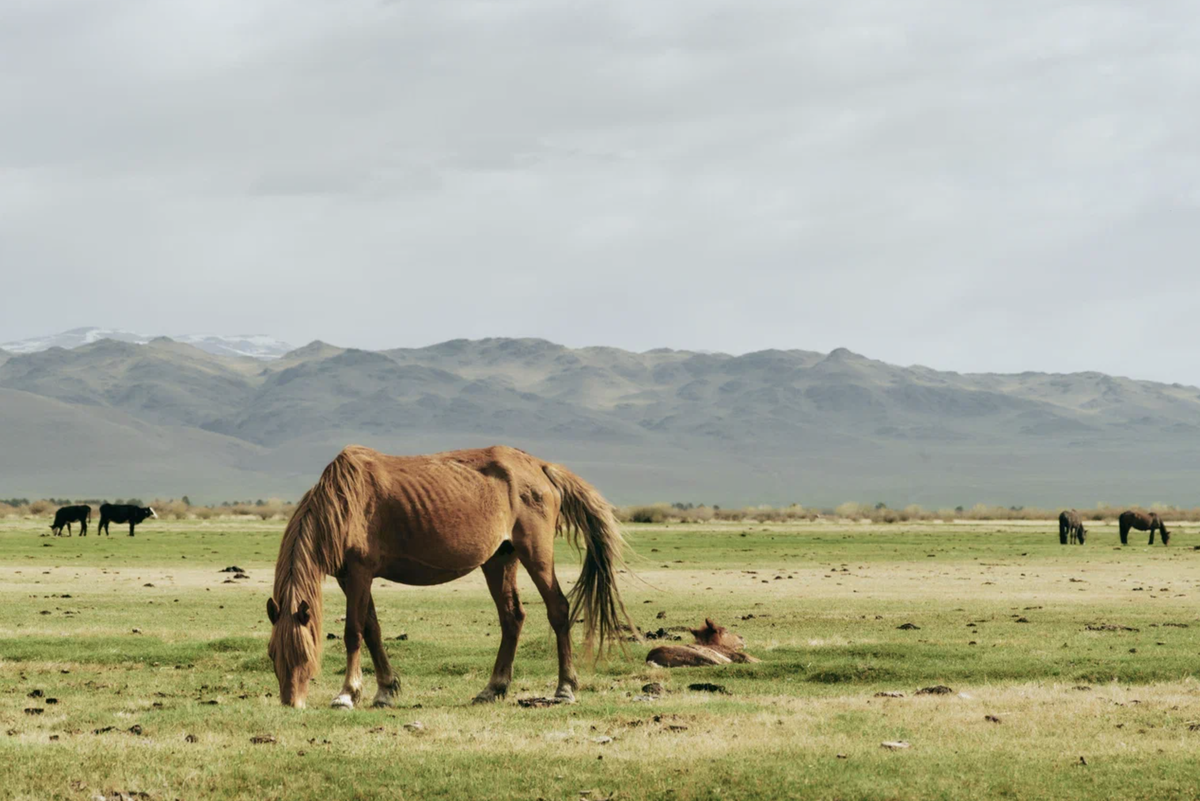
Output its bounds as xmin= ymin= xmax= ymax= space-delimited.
xmin=834 ymin=502 xmax=866 ymax=519
xmin=676 ymin=506 xmax=715 ymax=523
xmin=150 ymin=499 xmax=190 ymax=520
xmin=620 ymin=504 xmax=671 ymax=524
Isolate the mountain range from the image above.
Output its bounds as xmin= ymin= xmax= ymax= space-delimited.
xmin=2 ymin=330 xmax=1199 ymax=507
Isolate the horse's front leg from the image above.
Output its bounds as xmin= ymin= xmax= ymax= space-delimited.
xmin=332 ymin=572 xmax=371 ymax=709
xmin=363 ymin=597 xmax=400 ymax=707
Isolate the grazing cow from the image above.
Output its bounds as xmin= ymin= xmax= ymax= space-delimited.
xmin=646 ymin=618 xmax=760 ymax=667
xmin=1058 ymin=510 xmax=1086 ymax=545
xmin=1119 ymin=509 xmax=1170 ymax=546
xmin=49 ymin=505 xmax=91 ymax=537
xmin=97 ymin=503 xmax=157 ymax=537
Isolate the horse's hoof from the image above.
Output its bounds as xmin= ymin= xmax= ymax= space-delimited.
xmin=554 ymin=689 xmax=576 ymax=705
xmin=330 ymin=695 xmax=355 ymax=710
xmin=472 ymin=684 xmax=509 ymax=704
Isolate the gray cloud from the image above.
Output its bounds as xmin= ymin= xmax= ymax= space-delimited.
xmin=2 ymin=1 xmax=1198 ymax=382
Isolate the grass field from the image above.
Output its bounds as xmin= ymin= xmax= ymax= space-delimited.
xmin=2 ymin=517 xmax=1200 ymax=800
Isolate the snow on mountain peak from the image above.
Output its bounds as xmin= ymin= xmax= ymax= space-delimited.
xmin=0 ymin=327 xmax=294 ymax=360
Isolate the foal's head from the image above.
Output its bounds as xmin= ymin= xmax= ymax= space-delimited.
xmin=689 ymin=618 xmax=747 ymax=653
xmin=267 ymin=597 xmax=320 ymax=707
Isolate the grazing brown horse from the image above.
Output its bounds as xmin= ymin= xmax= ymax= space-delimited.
xmin=266 ymin=445 xmax=635 ymax=709
xmin=1118 ymin=509 xmax=1170 ymax=546
xmin=1058 ymin=510 xmax=1086 ymax=545
xmin=646 ymin=619 xmax=760 ymax=667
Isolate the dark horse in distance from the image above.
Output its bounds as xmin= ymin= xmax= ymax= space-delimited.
xmin=97 ymin=503 xmax=157 ymax=536
xmin=266 ymin=445 xmax=635 ymax=709
xmin=1058 ymin=510 xmax=1086 ymax=545
xmin=1118 ymin=509 xmax=1170 ymax=546
xmin=49 ymin=505 xmax=91 ymax=537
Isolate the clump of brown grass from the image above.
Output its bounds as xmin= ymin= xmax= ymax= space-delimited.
xmin=4 ymin=497 xmax=299 ymax=521
xmin=617 ymin=503 xmax=816 ymax=524
xmin=614 ymin=500 xmax=1200 ymax=525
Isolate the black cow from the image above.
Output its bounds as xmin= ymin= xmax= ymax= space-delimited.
xmin=97 ymin=503 xmax=158 ymax=536
xmin=50 ymin=504 xmax=91 ymax=537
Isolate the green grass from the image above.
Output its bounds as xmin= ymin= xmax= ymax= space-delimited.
xmin=2 ymin=517 xmax=1200 ymax=800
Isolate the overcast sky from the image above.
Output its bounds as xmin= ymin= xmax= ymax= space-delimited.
xmin=2 ymin=1 xmax=1198 ymax=382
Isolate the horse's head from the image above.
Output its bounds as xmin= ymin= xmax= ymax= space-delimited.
xmin=267 ymin=597 xmax=319 ymax=707
xmin=690 ymin=618 xmax=746 ymax=652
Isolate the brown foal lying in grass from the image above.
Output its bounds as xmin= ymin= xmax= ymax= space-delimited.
xmin=645 ymin=618 xmax=760 ymax=667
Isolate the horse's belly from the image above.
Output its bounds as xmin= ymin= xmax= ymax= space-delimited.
xmin=379 ymin=558 xmax=476 ymax=586
xmin=387 ymin=522 xmax=508 ymax=570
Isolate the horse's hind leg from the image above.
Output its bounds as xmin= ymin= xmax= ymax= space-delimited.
xmin=364 ymin=597 xmax=399 ymax=707
xmin=474 ymin=551 xmax=525 ymax=704
xmin=332 ymin=570 xmax=372 ymax=709
xmin=515 ymin=538 xmax=579 ymax=703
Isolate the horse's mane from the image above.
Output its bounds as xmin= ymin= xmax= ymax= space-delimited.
xmin=272 ymin=446 xmax=374 ymax=675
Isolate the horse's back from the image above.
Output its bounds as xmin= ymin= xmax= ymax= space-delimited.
xmin=364 ymin=445 xmax=551 ymax=506
xmin=1119 ymin=509 xmax=1152 ymax=530
xmin=349 ymin=445 xmax=556 ymax=571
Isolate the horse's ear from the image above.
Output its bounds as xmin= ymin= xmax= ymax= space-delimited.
xmin=267 ymin=598 xmax=280 ymax=625
xmin=705 ymin=618 xmax=718 ymax=631
xmin=295 ymin=600 xmax=311 ymax=626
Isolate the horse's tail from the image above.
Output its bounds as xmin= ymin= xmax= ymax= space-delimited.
xmin=1059 ymin=514 xmax=1068 ymax=545
xmin=543 ymin=463 xmax=638 ymax=653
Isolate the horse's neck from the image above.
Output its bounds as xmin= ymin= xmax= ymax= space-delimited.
xmin=275 ymin=515 xmax=328 ymax=605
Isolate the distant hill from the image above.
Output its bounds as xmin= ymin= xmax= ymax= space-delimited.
xmin=2 ymin=334 xmax=1200 ymax=507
